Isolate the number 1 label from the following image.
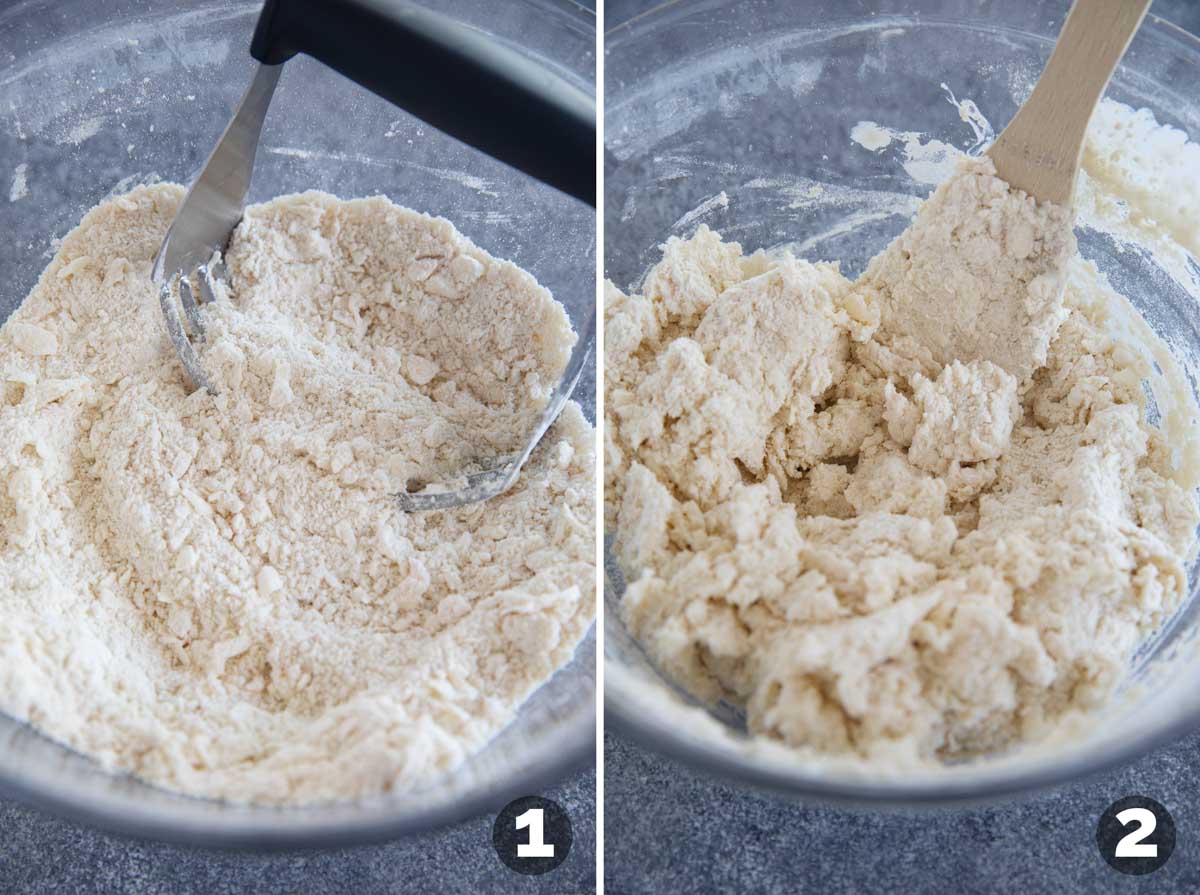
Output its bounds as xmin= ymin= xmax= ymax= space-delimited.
xmin=515 ymin=807 xmax=555 ymax=857
xmin=493 ymin=795 xmax=572 ymax=874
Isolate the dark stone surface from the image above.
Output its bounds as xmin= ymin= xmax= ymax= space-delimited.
xmin=603 ymin=1 xmax=1200 ymax=894
xmin=604 ymin=732 xmax=1200 ymax=894
xmin=0 ymin=769 xmax=596 ymax=895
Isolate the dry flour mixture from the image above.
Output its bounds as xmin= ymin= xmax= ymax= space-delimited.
xmin=0 ymin=184 xmax=594 ymax=803
xmin=606 ymin=156 xmax=1199 ymax=765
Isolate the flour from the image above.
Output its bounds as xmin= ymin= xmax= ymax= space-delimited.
xmin=8 ymin=164 xmax=28 ymax=203
xmin=0 ymin=185 xmax=594 ymax=803
xmin=849 ymin=122 xmax=893 ymax=153
xmin=1084 ymin=98 xmax=1200 ymax=259
xmin=606 ymin=159 xmax=1198 ymax=764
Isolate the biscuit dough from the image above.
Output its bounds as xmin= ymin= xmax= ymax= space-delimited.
xmin=0 ymin=185 xmax=594 ymax=803
xmin=606 ymin=157 xmax=1198 ymax=763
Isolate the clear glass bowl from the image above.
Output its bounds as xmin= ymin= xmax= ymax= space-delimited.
xmin=604 ymin=0 xmax=1200 ymax=805
xmin=0 ymin=0 xmax=595 ymax=846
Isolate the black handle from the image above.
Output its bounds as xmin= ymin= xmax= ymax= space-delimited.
xmin=250 ymin=0 xmax=595 ymax=206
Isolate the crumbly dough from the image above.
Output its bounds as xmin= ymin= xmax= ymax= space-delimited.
xmin=606 ymin=157 xmax=1198 ymax=763
xmin=860 ymin=158 xmax=1075 ymax=381
xmin=0 ymin=185 xmax=594 ymax=803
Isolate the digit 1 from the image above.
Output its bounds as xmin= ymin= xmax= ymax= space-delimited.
xmin=515 ymin=807 xmax=555 ymax=858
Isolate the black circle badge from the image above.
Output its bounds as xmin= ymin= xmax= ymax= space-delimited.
xmin=1096 ymin=796 xmax=1176 ymax=875
xmin=492 ymin=796 xmax=573 ymax=875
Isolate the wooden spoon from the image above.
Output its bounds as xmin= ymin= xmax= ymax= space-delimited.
xmin=988 ymin=0 xmax=1152 ymax=206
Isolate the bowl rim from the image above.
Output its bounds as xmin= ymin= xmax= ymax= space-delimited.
xmin=605 ymin=687 xmax=1200 ymax=809
xmin=605 ymin=0 xmax=1200 ymax=47
xmin=0 ymin=718 xmax=595 ymax=849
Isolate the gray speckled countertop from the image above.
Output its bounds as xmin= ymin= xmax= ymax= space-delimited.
xmin=0 ymin=770 xmax=595 ymax=894
xmin=604 ymin=732 xmax=1200 ymax=894
xmin=603 ymin=1 xmax=1200 ymax=894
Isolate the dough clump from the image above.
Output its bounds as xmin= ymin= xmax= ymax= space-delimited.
xmin=0 ymin=185 xmax=594 ymax=803
xmin=606 ymin=157 xmax=1197 ymax=763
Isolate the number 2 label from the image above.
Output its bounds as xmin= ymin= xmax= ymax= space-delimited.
xmin=1114 ymin=807 xmax=1158 ymax=858
xmin=1096 ymin=796 xmax=1174 ymax=875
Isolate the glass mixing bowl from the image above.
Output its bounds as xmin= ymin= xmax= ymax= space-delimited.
xmin=0 ymin=0 xmax=595 ymax=846
xmin=605 ymin=0 xmax=1200 ymax=805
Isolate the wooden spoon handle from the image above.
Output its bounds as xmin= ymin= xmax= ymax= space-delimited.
xmin=988 ymin=0 xmax=1151 ymax=206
